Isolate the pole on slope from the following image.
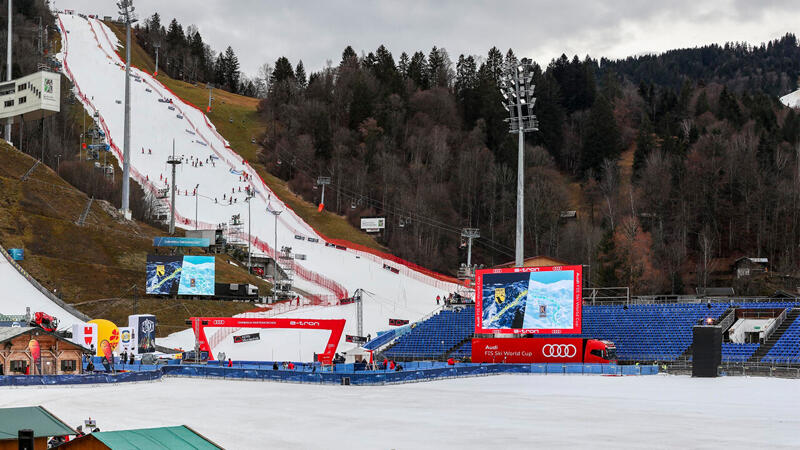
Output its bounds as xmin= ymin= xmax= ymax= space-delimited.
xmin=5 ymin=0 xmax=12 ymax=143
xmin=153 ymin=41 xmax=160 ymax=76
xmin=119 ymin=0 xmax=137 ymax=220
xmin=246 ymin=193 xmax=254 ymax=270
xmin=167 ymin=140 xmax=181 ymax=235
xmin=206 ymin=84 xmax=213 ymax=113
xmin=195 ymin=187 xmax=198 ymax=230
xmin=267 ymin=205 xmax=282 ymax=302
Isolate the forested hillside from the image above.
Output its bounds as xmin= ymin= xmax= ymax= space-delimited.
xmin=256 ymin=36 xmax=800 ymax=295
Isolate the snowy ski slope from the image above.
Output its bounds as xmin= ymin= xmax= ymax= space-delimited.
xmin=56 ymin=13 xmax=462 ymax=357
xmin=0 ymin=247 xmax=84 ymax=326
xmin=780 ymin=88 xmax=800 ymax=108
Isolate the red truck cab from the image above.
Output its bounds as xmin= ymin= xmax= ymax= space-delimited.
xmin=583 ymin=339 xmax=617 ymax=363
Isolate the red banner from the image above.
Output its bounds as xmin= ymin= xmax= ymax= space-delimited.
xmin=471 ymin=338 xmax=585 ymax=364
xmin=190 ymin=317 xmax=345 ymax=365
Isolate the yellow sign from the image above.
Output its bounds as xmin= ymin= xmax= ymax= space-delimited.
xmin=88 ymin=319 xmax=120 ymax=356
xmin=156 ymin=265 xmax=165 ymax=277
xmin=494 ymin=288 xmax=506 ymax=304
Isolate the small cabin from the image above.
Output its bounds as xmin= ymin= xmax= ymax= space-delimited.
xmin=733 ymin=257 xmax=769 ymax=279
xmin=0 ymin=327 xmax=90 ymax=375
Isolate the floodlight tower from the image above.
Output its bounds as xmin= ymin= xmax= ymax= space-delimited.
xmin=499 ymin=58 xmax=538 ymax=267
xmin=153 ymin=41 xmax=161 ymax=76
xmin=266 ymin=204 xmax=282 ymax=301
xmin=117 ymin=0 xmax=137 ymax=220
xmin=5 ymin=0 xmax=12 ymax=143
xmin=167 ymin=140 xmax=181 ymax=235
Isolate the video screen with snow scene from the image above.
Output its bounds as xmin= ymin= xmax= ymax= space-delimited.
xmin=146 ymin=255 xmax=215 ymax=296
xmin=475 ymin=266 xmax=582 ymax=334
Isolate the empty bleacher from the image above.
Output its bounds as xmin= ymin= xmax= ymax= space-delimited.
xmin=376 ymin=301 xmax=800 ymax=364
xmin=761 ymin=310 xmax=800 ymax=364
xmin=721 ymin=343 xmax=760 ymax=362
xmin=382 ymin=307 xmax=473 ymax=360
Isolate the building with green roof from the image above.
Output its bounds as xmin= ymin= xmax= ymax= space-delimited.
xmin=59 ymin=425 xmax=223 ymax=450
xmin=0 ymin=405 xmax=76 ymax=450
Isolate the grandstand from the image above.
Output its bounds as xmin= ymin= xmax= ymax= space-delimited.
xmin=369 ymin=301 xmax=800 ymax=364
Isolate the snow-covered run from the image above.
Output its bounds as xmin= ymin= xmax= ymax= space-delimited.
xmin=2 ymin=375 xmax=798 ymax=449
xmin=0 ymin=247 xmax=84 ymax=326
xmin=55 ymin=13 xmax=462 ymax=357
xmin=779 ymin=88 xmax=800 ymax=108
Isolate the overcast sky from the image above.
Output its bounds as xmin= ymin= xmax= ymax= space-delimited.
xmin=53 ymin=0 xmax=800 ymax=77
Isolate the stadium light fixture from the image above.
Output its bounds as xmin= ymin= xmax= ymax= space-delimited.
xmin=499 ymin=56 xmax=538 ymax=267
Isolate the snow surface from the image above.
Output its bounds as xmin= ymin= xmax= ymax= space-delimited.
xmin=0 ymin=251 xmax=83 ymax=327
xmin=51 ymin=14 xmax=462 ymax=357
xmin=780 ymin=89 xmax=800 ymax=108
xmin=2 ymin=375 xmax=799 ymax=449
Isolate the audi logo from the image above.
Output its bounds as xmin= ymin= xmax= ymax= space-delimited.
xmin=542 ymin=344 xmax=577 ymax=358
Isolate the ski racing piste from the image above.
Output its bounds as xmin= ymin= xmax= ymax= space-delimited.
xmin=57 ymin=14 xmax=464 ymax=359
xmin=0 ymin=244 xmax=87 ymax=328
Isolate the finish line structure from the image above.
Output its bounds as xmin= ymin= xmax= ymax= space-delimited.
xmin=189 ymin=317 xmax=346 ymax=364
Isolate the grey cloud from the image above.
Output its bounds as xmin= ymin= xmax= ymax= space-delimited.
xmin=58 ymin=0 xmax=800 ymax=76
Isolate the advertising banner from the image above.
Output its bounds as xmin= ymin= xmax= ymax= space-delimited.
xmin=233 ymin=333 xmax=260 ymax=344
xmin=152 ymin=237 xmax=210 ymax=247
xmin=471 ymin=338 xmax=585 ymax=364
xmin=146 ymin=255 xmax=215 ymax=296
xmin=389 ymin=318 xmax=409 ymax=326
xmin=136 ymin=315 xmax=157 ymax=354
xmin=71 ymin=323 xmax=98 ymax=351
xmin=8 ymin=248 xmax=24 ymax=261
xmin=345 ymin=335 xmax=367 ymax=344
xmin=360 ymin=217 xmax=385 ymax=232
xmin=118 ymin=327 xmax=133 ymax=353
xmin=474 ymin=265 xmax=582 ymax=335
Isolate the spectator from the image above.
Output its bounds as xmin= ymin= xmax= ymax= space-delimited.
xmin=447 ymin=358 xmax=455 ymax=366
xmin=436 ymin=295 xmax=440 ymax=305
xmin=288 ymin=362 xmax=295 ymax=370
xmin=129 ymin=353 xmax=135 ymax=365
xmin=273 ymin=362 xmax=279 ymax=371
xmin=389 ymin=360 xmax=395 ymax=370
xmin=227 ymin=358 xmax=233 ymax=368
xmin=120 ymin=350 xmax=127 ymax=365
xmin=86 ymin=360 xmax=94 ymax=372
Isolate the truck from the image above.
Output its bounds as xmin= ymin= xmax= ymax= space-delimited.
xmin=470 ymin=337 xmax=616 ymax=364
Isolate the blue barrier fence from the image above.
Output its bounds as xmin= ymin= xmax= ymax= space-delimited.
xmin=0 ymin=370 xmax=162 ymax=387
xmin=1 ymin=363 xmax=659 ymax=387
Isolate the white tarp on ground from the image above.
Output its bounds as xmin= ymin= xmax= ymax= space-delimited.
xmin=55 ymin=13 xmax=462 ymax=357
xmin=1 ymin=375 xmax=798 ymax=449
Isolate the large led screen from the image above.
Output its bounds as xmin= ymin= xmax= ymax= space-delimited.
xmin=474 ymin=265 xmax=582 ymax=334
xmin=146 ymin=255 xmax=215 ymax=296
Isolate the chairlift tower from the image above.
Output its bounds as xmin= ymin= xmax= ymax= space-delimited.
xmin=153 ymin=41 xmax=161 ymax=76
xmin=461 ymin=228 xmax=480 ymax=268
xmin=166 ymin=140 xmax=181 ymax=235
xmin=316 ymin=176 xmax=330 ymax=210
xmin=499 ymin=58 xmax=538 ymax=267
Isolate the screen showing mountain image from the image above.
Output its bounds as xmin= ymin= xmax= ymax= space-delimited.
xmin=475 ymin=266 xmax=582 ymax=334
xmin=146 ymin=255 xmax=215 ymax=295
